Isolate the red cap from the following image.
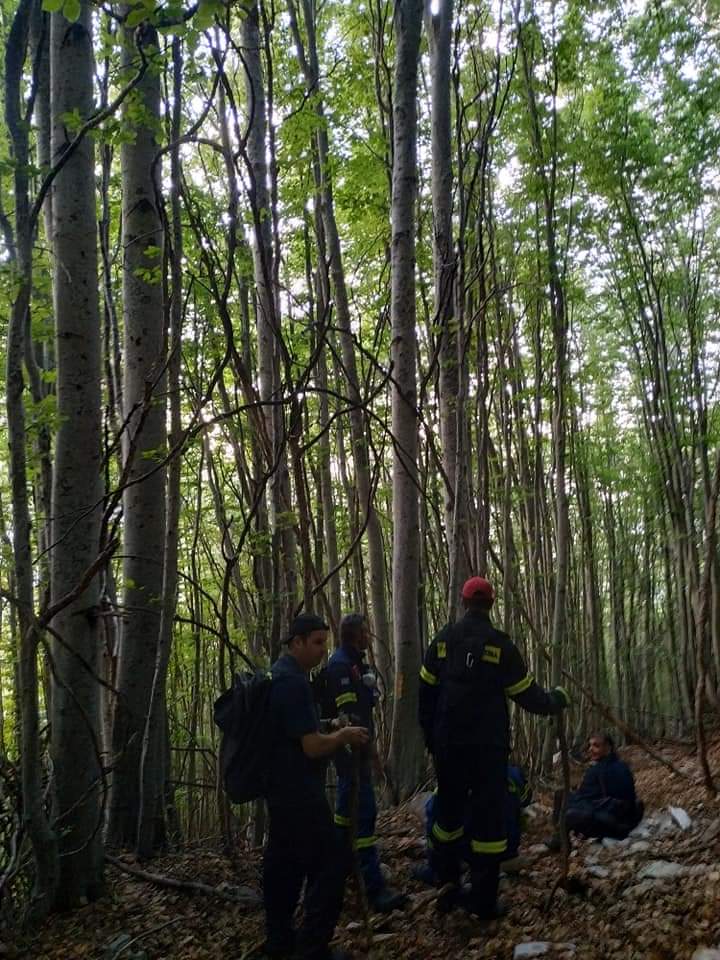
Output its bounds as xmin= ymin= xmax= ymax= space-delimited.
xmin=461 ymin=576 xmax=495 ymax=603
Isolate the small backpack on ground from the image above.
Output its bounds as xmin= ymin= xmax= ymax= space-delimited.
xmin=213 ymin=669 xmax=273 ymax=804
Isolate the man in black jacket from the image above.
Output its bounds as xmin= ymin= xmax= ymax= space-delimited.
xmin=550 ymin=732 xmax=643 ymax=844
xmin=262 ymin=614 xmax=368 ymax=960
xmin=419 ymin=576 xmax=569 ymax=920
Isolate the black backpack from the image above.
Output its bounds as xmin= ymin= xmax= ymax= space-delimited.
xmin=311 ymin=665 xmax=335 ymax=721
xmin=213 ymin=669 xmax=273 ymax=804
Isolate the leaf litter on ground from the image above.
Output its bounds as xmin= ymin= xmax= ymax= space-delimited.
xmin=15 ymin=736 xmax=720 ymax=960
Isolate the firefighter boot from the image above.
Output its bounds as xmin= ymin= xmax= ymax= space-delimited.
xmin=465 ymin=860 xmax=505 ymax=921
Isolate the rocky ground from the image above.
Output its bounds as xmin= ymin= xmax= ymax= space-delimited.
xmin=14 ymin=737 xmax=720 ymax=960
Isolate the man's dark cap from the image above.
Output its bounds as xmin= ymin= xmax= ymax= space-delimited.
xmin=286 ymin=613 xmax=329 ymax=643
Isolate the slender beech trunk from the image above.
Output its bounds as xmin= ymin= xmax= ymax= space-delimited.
xmin=426 ymin=0 xmax=463 ymax=615
xmin=287 ymin=0 xmax=392 ymax=684
xmin=388 ymin=0 xmax=424 ymax=799
xmin=136 ymin=36 xmax=185 ymax=854
xmin=517 ymin=8 xmax=570 ymax=768
xmin=109 ymin=21 xmax=167 ymax=848
xmin=306 ymin=209 xmax=342 ymax=628
xmin=28 ymin=1 xmax=54 ymax=577
xmin=5 ymin=0 xmax=59 ymax=917
xmin=242 ymin=1 xmax=296 ymax=646
xmin=49 ymin=2 xmax=104 ymax=904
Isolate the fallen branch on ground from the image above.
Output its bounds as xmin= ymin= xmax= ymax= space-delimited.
xmin=106 ymin=854 xmax=259 ymax=905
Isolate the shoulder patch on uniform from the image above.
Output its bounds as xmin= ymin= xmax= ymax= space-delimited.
xmin=482 ymin=644 xmax=501 ymax=664
xmin=437 ymin=641 xmax=447 ymax=659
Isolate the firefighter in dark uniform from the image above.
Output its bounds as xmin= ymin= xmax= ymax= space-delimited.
xmin=262 ymin=613 xmax=368 ymax=960
xmin=324 ymin=613 xmax=407 ymax=913
xmin=419 ymin=576 xmax=570 ymax=920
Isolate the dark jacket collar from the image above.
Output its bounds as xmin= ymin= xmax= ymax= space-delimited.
xmin=274 ymin=652 xmax=306 ymax=676
xmin=463 ymin=609 xmax=492 ymax=625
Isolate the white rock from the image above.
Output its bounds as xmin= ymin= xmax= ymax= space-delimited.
xmin=602 ymin=837 xmax=622 ymax=849
xmin=638 ymin=860 xmax=687 ymax=879
xmin=586 ymin=865 xmax=610 ymax=878
xmin=513 ymin=944 xmax=577 ymax=958
xmin=627 ymin=840 xmax=651 ymax=854
xmin=515 ymin=945 xmax=550 ymax=958
xmin=637 ymin=859 xmax=719 ymax=880
xmin=669 ymin=806 xmax=692 ymax=830
xmin=691 ymin=950 xmax=720 ymax=960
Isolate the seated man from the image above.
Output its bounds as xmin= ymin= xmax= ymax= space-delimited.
xmin=551 ymin=731 xmax=644 ymax=845
xmin=415 ymin=765 xmax=532 ymax=885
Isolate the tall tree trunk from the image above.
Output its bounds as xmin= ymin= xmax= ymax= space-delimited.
xmin=517 ymin=6 xmax=571 ymax=768
xmin=136 ymin=34 xmax=185 ymax=856
xmin=241 ymin=0 xmax=296 ymax=647
xmin=109 ymin=21 xmax=167 ymax=848
xmin=49 ymin=1 xmax=104 ymax=904
xmin=427 ymin=0 xmax=463 ymax=614
xmin=28 ymin=0 xmax=54 ymax=579
xmin=5 ymin=0 xmax=59 ymax=918
xmin=287 ymin=0 xmax=392 ymax=684
xmin=388 ymin=0 xmax=424 ymax=800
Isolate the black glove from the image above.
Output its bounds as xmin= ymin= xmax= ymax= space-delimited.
xmin=550 ymin=686 xmax=570 ymax=710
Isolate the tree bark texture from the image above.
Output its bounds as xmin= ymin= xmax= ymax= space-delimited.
xmin=287 ymin=0 xmax=393 ymax=687
xmin=109 ymin=21 xmax=167 ymax=849
xmin=388 ymin=0 xmax=424 ymax=799
xmin=242 ymin=1 xmax=297 ymax=648
xmin=49 ymin=2 xmax=105 ymax=905
xmin=5 ymin=0 xmax=59 ymax=918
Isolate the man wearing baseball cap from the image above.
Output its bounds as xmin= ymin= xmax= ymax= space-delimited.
xmin=261 ymin=613 xmax=368 ymax=960
xmin=418 ymin=576 xmax=569 ymax=922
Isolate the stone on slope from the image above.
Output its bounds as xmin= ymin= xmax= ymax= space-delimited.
xmin=669 ymin=806 xmax=692 ymax=830
xmin=513 ymin=944 xmax=577 ymax=958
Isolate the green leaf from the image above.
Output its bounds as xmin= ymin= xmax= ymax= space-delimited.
xmin=63 ymin=0 xmax=81 ymax=21
xmin=125 ymin=6 xmax=149 ymax=27
xmin=41 ymin=0 xmax=64 ymax=11
xmin=157 ymin=22 xmax=186 ymax=36
xmin=193 ymin=0 xmax=216 ymax=30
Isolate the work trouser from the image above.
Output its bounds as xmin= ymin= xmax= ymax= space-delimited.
xmin=432 ymin=745 xmax=507 ymax=917
xmin=553 ymin=790 xmax=642 ymax=841
xmin=334 ymin=774 xmax=384 ymax=897
xmin=264 ymin=795 xmax=350 ymax=959
xmin=424 ymin=788 xmax=522 ymax=881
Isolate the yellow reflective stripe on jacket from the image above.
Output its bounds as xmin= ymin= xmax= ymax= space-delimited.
xmin=334 ymin=813 xmax=351 ymax=827
xmin=420 ymin=665 xmax=439 ymax=686
xmin=432 ymin=822 xmax=464 ymax=843
xmin=482 ymin=644 xmax=501 ymax=664
xmin=354 ymin=835 xmax=377 ymax=850
xmin=471 ymin=838 xmax=508 ymax=854
xmin=505 ymin=674 xmax=533 ymax=697
xmin=437 ymin=641 xmax=447 ymax=659
xmin=335 ymin=691 xmax=358 ymax=708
